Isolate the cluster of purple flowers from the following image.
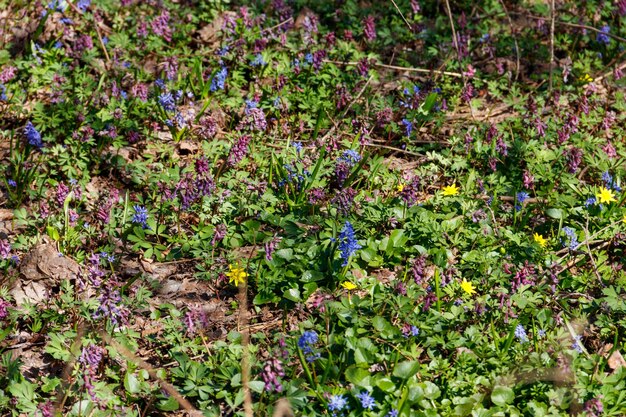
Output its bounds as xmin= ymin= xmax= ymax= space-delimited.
xmin=512 ymin=261 xmax=536 ymax=291
xmin=297 ymin=330 xmax=320 ymax=362
xmin=80 ymin=344 xmax=106 ymax=401
xmin=151 ymin=10 xmax=172 ymax=41
xmin=337 ymin=221 xmax=361 ymax=267
xmin=260 ymin=357 xmax=285 ymax=392
xmin=362 ymin=16 xmax=376 ymax=41
xmin=401 ymin=323 xmax=420 ymax=337
xmin=400 ymin=176 xmax=421 ymax=206
xmin=183 ymin=307 xmax=209 ymax=335
xmin=228 ymin=135 xmax=252 ymax=166
xmin=0 ymin=297 xmax=12 ymax=320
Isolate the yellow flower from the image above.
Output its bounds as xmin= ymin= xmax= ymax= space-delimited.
xmin=579 ymin=73 xmax=593 ymax=83
xmin=623 ymin=214 xmax=626 ymax=224
xmin=460 ymin=279 xmax=476 ymax=296
xmin=397 ymin=183 xmax=405 ymax=192
xmin=226 ymin=263 xmax=247 ymax=286
xmin=442 ymin=183 xmax=460 ymax=196
xmin=533 ymin=233 xmax=548 ymax=248
xmin=596 ymin=187 xmax=617 ymax=204
xmin=341 ymin=281 xmax=357 ymax=291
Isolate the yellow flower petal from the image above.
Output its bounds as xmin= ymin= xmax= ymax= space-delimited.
xmin=442 ymin=184 xmax=459 ymax=196
xmin=460 ymin=279 xmax=476 ymax=296
xmin=596 ymin=187 xmax=617 ymax=204
xmin=533 ymin=233 xmax=548 ymax=248
xmin=226 ymin=264 xmax=247 ymax=286
xmin=397 ymin=183 xmax=405 ymax=192
xmin=341 ymin=281 xmax=357 ymax=291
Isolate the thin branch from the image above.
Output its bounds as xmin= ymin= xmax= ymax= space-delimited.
xmin=323 ymin=59 xmax=464 ymax=78
xmin=497 ymin=0 xmax=520 ymax=80
xmin=549 ymin=0 xmax=555 ymax=91
xmin=390 ymin=0 xmax=413 ymax=31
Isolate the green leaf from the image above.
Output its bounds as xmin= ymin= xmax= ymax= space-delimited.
xmin=156 ymin=396 xmax=180 ymax=411
xmin=393 ymin=361 xmax=420 ymax=379
xmin=283 ymin=288 xmax=301 ymax=302
xmin=491 ymin=385 xmax=514 ymax=406
xmin=546 ymin=208 xmax=563 ymax=219
xmin=345 ymin=366 xmax=371 ymax=388
xmin=124 ymin=372 xmax=141 ymax=394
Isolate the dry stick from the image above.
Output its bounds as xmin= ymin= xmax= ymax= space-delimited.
xmin=239 ymin=279 xmax=254 ymax=417
xmin=549 ymin=0 xmax=555 ymax=91
xmin=53 ymin=323 xmax=86 ymax=415
xmin=442 ymin=0 xmax=475 ymax=119
xmin=582 ymin=219 xmax=604 ymax=284
xmin=322 ymin=59 xmax=465 ymax=78
xmin=261 ymin=17 xmax=294 ymax=33
xmin=66 ymin=0 xmax=110 ymax=64
xmin=520 ymin=13 xmax=626 ymax=44
xmin=98 ymin=330 xmax=202 ymax=417
xmin=497 ymin=0 xmax=520 ymax=80
xmin=319 ymin=75 xmax=373 ymax=143
xmin=390 ymin=0 xmax=413 ymax=31
xmin=595 ymin=60 xmax=626 ymax=83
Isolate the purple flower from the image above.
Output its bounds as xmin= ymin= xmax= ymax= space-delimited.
xmin=227 ymin=135 xmax=252 ymax=166
xmin=260 ymin=357 xmax=285 ymax=392
xmin=151 ymin=10 xmax=172 ymax=42
xmin=25 ymin=122 xmax=43 ymax=148
xmin=77 ymin=0 xmax=90 ymax=12
xmin=362 ymin=16 xmax=376 ymax=41
xmin=0 ymin=298 xmax=11 ymax=320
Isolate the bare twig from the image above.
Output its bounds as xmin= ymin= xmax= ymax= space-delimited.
xmin=322 ymin=60 xmax=465 ymax=78
xmin=390 ymin=0 xmax=412 ymax=31
xmin=497 ymin=0 xmax=520 ymax=80
xmin=595 ymin=60 xmax=626 ymax=82
xmin=99 ymin=330 xmax=203 ymax=416
xmin=549 ymin=0 xmax=555 ymax=91
xmin=319 ymin=75 xmax=373 ymax=143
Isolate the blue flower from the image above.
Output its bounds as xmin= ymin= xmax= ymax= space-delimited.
xmin=131 ymin=205 xmax=149 ymax=229
xmin=154 ymin=78 xmax=166 ymax=89
xmin=77 ymin=0 xmax=91 ymax=12
xmin=7 ymin=179 xmax=17 ymax=187
xmin=585 ymin=197 xmax=596 ymax=207
xmin=356 ymin=391 xmax=376 ymax=410
xmin=338 ymin=221 xmax=361 ymax=267
xmin=387 ymin=409 xmax=399 ymax=417
xmin=515 ymin=191 xmax=529 ymax=211
xmin=250 ymin=53 xmax=266 ymax=67
xmin=401 ymin=119 xmax=413 ymax=137
xmin=562 ymin=227 xmax=578 ymax=250
xmin=515 ymin=324 xmax=528 ymax=343
xmin=0 ymin=84 xmax=7 ymax=101
xmin=158 ymin=92 xmax=176 ymax=111
xmin=338 ymin=150 xmax=361 ymax=166
xmin=410 ymin=325 xmax=420 ymax=336
xmin=210 ymin=67 xmax=228 ymax=91
xmin=328 ymin=395 xmax=348 ymax=413
xmin=538 ymin=329 xmax=546 ymax=338
xmin=572 ymin=334 xmax=584 ymax=353
xmin=293 ymin=142 xmax=303 ymax=154
xmin=597 ymin=26 xmax=611 ymax=45
xmin=298 ymin=330 xmax=320 ymax=362
xmin=25 ymin=122 xmax=43 ymax=148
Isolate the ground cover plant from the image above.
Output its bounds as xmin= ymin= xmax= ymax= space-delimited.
xmin=0 ymin=0 xmax=626 ymax=416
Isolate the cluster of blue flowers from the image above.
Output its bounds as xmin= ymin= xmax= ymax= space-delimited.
xmin=131 ymin=205 xmax=149 ymax=229
xmin=356 ymin=391 xmax=376 ymax=410
xmin=338 ymin=221 xmax=361 ymax=267
xmin=210 ymin=67 xmax=228 ymax=91
xmin=597 ymin=25 xmax=611 ymax=45
xmin=514 ymin=324 xmax=528 ymax=343
xmin=515 ymin=191 xmax=529 ymax=211
xmin=401 ymin=118 xmax=413 ymax=137
xmin=561 ymin=227 xmax=579 ymax=251
xmin=602 ymin=171 xmax=621 ymax=191
xmin=250 ymin=53 xmax=266 ymax=67
xmin=338 ymin=149 xmax=361 ymax=167
xmin=25 ymin=122 xmax=43 ymax=149
xmin=297 ymin=330 xmax=320 ymax=362
xmin=327 ymin=395 xmax=348 ymax=414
